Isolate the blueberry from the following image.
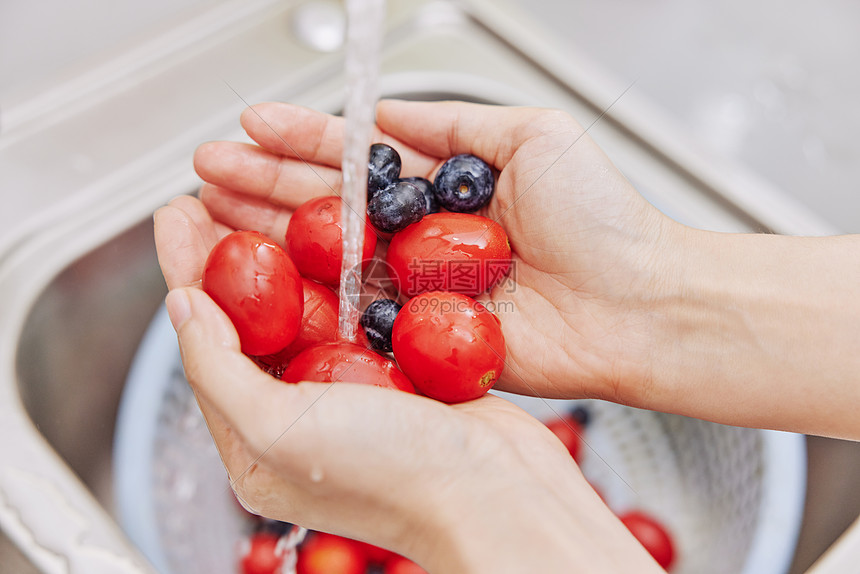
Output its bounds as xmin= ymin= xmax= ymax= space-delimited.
xmin=257 ymin=519 xmax=294 ymax=536
xmin=361 ymin=298 xmax=402 ymax=352
xmin=368 ymin=143 xmax=401 ymax=199
xmin=366 ymin=181 xmax=426 ymax=233
xmin=570 ymin=405 xmax=590 ymax=427
xmin=399 ymin=176 xmax=439 ymax=214
xmin=433 ymin=154 xmax=495 ymax=212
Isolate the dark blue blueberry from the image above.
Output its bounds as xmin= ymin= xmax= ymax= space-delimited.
xmin=257 ymin=518 xmax=295 ymax=536
xmin=399 ymin=176 xmax=439 ymax=214
xmin=366 ymin=181 xmax=426 ymax=233
xmin=368 ymin=143 xmax=401 ymax=199
xmin=433 ymin=154 xmax=495 ymax=212
xmin=570 ymin=405 xmax=590 ymax=427
xmin=360 ymin=298 xmax=402 ymax=352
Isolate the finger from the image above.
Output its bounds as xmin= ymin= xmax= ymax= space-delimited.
xmin=199 ymin=183 xmax=293 ymax=245
xmin=165 ymin=287 xmax=515 ymax=537
xmin=239 ymin=102 xmax=439 ymax=175
xmin=166 ymin=287 xmax=288 ymax=432
xmin=194 ymin=141 xmax=342 ymax=208
xmin=165 ymin=287 xmax=327 ymax=515
xmin=376 ymin=100 xmax=581 ymax=171
xmin=169 ymin=194 xmax=232 ymax=245
xmin=165 ymin=287 xmax=336 ymax=460
xmin=154 ymin=200 xmax=213 ymax=290
xmin=165 ymin=288 xmax=457 ymax=474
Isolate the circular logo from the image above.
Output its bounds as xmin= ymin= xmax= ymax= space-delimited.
xmin=342 ymin=257 xmax=402 ymax=313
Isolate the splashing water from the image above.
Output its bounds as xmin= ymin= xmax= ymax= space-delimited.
xmin=337 ymin=0 xmax=386 ymax=342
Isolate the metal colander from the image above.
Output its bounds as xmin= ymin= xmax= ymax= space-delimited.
xmin=114 ymin=307 xmax=806 ymax=574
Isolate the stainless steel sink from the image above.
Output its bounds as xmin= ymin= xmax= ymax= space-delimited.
xmin=1 ymin=1 xmax=857 ymax=572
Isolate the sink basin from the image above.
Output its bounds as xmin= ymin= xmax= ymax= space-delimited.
xmin=0 ymin=1 xmax=855 ymax=573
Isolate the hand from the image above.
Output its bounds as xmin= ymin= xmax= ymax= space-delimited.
xmin=194 ymin=99 xmax=860 ymax=440
xmin=372 ymin=101 xmax=676 ymax=403
xmin=190 ymin=99 xmax=678 ymax=407
xmin=153 ymin=199 xmax=660 ymax=573
xmin=153 ymin=99 xmax=673 ymax=572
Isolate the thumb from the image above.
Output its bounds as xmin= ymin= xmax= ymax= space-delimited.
xmin=162 ymin=287 xmax=423 ymax=471
xmin=165 ymin=287 xmax=314 ymax=450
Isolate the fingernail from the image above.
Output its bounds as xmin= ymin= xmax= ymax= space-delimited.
xmin=165 ymin=289 xmax=192 ymax=330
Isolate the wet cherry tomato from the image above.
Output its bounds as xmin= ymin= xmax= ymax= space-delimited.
xmin=202 ymin=230 xmax=303 ymax=356
xmin=254 ymin=279 xmax=369 ymax=376
xmin=619 ymin=511 xmax=676 ymax=570
xmin=297 ymin=532 xmax=367 ymax=574
xmin=384 ymin=555 xmax=429 ymax=574
xmin=284 ymin=278 xmax=342 ymax=356
xmin=386 ymin=212 xmax=511 ymax=298
xmin=239 ymin=532 xmax=285 ymax=574
xmin=392 ymin=291 xmax=505 ymax=403
xmin=281 ymin=342 xmax=415 ymax=393
xmin=544 ymin=415 xmax=584 ymax=462
xmin=286 ymin=196 xmax=377 ymax=285
xmin=349 ymin=539 xmax=395 ymax=565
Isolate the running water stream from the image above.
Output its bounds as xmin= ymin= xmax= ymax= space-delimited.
xmin=337 ymin=0 xmax=386 ymax=341
xmin=279 ymin=3 xmax=386 ymax=569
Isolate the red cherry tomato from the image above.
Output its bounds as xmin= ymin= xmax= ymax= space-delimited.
xmin=202 ymin=230 xmax=303 ymax=356
xmin=297 ymin=532 xmax=367 ymax=574
xmin=619 ymin=511 xmax=676 ymax=570
xmin=255 ymin=279 xmax=369 ymax=375
xmin=281 ymin=342 xmax=415 ymax=393
xmin=386 ymin=213 xmax=511 ymax=298
xmin=544 ymin=415 xmax=584 ymax=462
xmin=285 ymin=278 xmax=341 ymax=356
xmin=349 ymin=539 xmax=395 ymax=565
xmin=239 ymin=532 xmax=285 ymax=574
xmin=384 ymin=555 xmax=428 ymax=574
xmin=286 ymin=196 xmax=377 ymax=285
xmin=392 ymin=291 xmax=505 ymax=403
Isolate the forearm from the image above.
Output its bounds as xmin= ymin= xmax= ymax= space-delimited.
xmin=642 ymin=227 xmax=860 ymax=438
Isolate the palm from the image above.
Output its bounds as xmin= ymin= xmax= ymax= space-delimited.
xmin=481 ymin=133 xmax=665 ymax=400
xmin=148 ymin=193 xmax=584 ymax=537
xmin=154 ymin=100 xmax=667 ymax=569
xmin=154 ymin=185 xmax=579 ymax=545
xmin=182 ymin=100 xmax=668 ymax=404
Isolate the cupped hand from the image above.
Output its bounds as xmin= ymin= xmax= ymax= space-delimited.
xmin=190 ymin=99 xmax=677 ymax=404
xmin=153 ymin=196 xmax=657 ymax=573
xmin=153 ymin=96 xmax=674 ymax=570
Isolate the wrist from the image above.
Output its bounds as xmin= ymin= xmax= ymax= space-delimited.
xmin=638 ymin=228 xmax=860 ymax=437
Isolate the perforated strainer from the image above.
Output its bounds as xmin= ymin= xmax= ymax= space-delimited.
xmin=114 ymin=306 xmax=806 ymax=574
xmin=499 ymin=393 xmax=806 ymax=574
